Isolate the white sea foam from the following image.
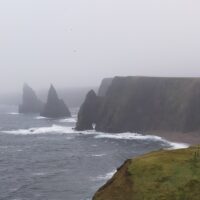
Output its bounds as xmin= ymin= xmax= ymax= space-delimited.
xmin=1 ymin=125 xmax=76 ymax=135
xmin=59 ymin=118 xmax=77 ymax=123
xmin=7 ymin=112 xmax=20 ymax=115
xmin=95 ymin=132 xmax=163 ymax=141
xmin=0 ymin=125 xmax=190 ymax=150
xmin=92 ymin=170 xmax=116 ymax=181
xmin=35 ymin=116 xmax=48 ymax=120
xmin=94 ymin=132 xmax=189 ymax=149
xmin=92 ymin=154 xmax=106 ymax=157
xmin=164 ymin=141 xmax=189 ymax=150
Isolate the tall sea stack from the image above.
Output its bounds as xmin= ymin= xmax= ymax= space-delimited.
xmin=41 ymin=85 xmax=71 ymax=118
xmin=76 ymin=90 xmax=100 ymax=130
xmin=19 ymin=84 xmax=44 ymax=113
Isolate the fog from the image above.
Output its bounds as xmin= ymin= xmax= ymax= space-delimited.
xmin=1 ymin=0 xmax=200 ymax=94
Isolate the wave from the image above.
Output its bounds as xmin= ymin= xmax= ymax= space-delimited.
xmin=0 ymin=125 xmax=189 ymax=150
xmin=59 ymin=118 xmax=77 ymax=123
xmin=164 ymin=141 xmax=189 ymax=150
xmin=94 ymin=132 xmax=189 ymax=149
xmin=35 ymin=116 xmax=48 ymax=120
xmin=92 ymin=170 xmax=116 ymax=181
xmin=92 ymin=154 xmax=106 ymax=157
xmin=7 ymin=112 xmax=20 ymax=115
xmin=1 ymin=125 xmax=76 ymax=135
xmin=95 ymin=132 xmax=162 ymax=141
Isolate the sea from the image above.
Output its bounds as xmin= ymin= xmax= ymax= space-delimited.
xmin=0 ymin=105 xmax=188 ymax=200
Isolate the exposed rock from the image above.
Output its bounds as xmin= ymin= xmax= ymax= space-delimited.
xmin=98 ymin=78 xmax=113 ymax=96
xmin=93 ymin=146 xmax=200 ymax=200
xmin=76 ymin=90 xmax=100 ymax=130
xmin=77 ymin=76 xmax=200 ymax=133
xmin=40 ymin=85 xmax=71 ymax=118
xmin=19 ymin=83 xmax=44 ymax=113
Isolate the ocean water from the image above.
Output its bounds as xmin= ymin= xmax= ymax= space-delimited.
xmin=0 ymin=105 xmax=188 ymax=200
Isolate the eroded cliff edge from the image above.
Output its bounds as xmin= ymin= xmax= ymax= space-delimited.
xmin=76 ymin=76 xmax=200 ymax=133
xmin=93 ymin=146 xmax=200 ymax=200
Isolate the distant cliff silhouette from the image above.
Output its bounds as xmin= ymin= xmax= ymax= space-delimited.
xmin=19 ymin=84 xmax=44 ymax=113
xmin=76 ymin=76 xmax=200 ymax=133
xmin=98 ymin=78 xmax=113 ymax=96
xmin=41 ymin=85 xmax=71 ymax=118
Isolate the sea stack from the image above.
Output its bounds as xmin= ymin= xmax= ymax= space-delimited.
xmin=19 ymin=83 xmax=44 ymax=113
xmin=76 ymin=90 xmax=100 ymax=130
xmin=41 ymin=85 xmax=71 ymax=118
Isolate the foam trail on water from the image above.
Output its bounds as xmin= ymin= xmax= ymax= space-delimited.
xmin=91 ymin=170 xmax=117 ymax=181
xmin=7 ymin=112 xmax=20 ymax=115
xmin=59 ymin=118 xmax=77 ymax=123
xmin=164 ymin=141 xmax=189 ymax=150
xmin=0 ymin=125 xmax=190 ymax=149
xmin=1 ymin=125 xmax=76 ymax=135
xmin=35 ymin=116 xmax=48 ymax=120
xmin=95 ymin=132 xmax=162 ymax=141
xmin=94 ymin=132 xmax=189 ymax=149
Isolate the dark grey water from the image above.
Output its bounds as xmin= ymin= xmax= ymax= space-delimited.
xmin=0 ymin=105 xmax=181 ymax=200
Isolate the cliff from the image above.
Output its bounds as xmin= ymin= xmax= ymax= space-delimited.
xmin=93 ymin=146 xmax=200 ymax=200
xmin=98 ymin=78 xmax=113 ymax=96
xmin=40 ymin=85 xmax=71 ymax=118
xmin=19 ymin=84 xmax=44 ymax=113
xmin=76 ymin=76 xmax=200 ymax=133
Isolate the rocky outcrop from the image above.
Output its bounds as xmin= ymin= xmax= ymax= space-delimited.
xmin=19 ymin=84 xmax=44 ymax=113
xmin=40 ymin=85 xmax=71 ymax=118
xmin=76 ymin=76 xmax=200 ymax=133
xmin=76 ymin=90 xmax=100 ymax=130
xmin=98 ymin=78 xmax=113 ymax=96
xmin=93 ymin=146 xmax=200 ymax=200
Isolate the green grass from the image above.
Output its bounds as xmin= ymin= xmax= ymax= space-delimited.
xmin=93 ymin=146 xmax=200 ymax=200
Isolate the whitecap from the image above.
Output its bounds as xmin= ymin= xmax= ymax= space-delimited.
xmin=92 ymin=154 xmax=106 ymax=157
xmin=1 ymin=125 xmax=76 ymax=135
xmin=32 ymin=172 xmax=47 ymax=176
xmin=94 ymin=132 xmax=162 ymax=141
xmin=94 ymin=132 xmax=189 ymax=150
xmin=7 ymin=112 xmax=20 ymax=115
xmin=92 ymin=170 xmax=116 ymax=181
xmin=35 ymin=116 xmax=48 ymax=120
xmin=59 ymin=118 xmax=77 ymax=123
xmin=164 ymin=141 xmax=189 ymax=150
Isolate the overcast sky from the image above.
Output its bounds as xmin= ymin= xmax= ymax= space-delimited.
xmin=1 ymin=0 xmax=200 ymax=93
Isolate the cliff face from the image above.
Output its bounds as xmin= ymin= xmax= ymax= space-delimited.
xmin=93 ymin=146 xmax=200 ymax=200
xmin=40 ymin=85 xmax=71 ymax=118
xmin=19 ymin=84 xmax=44 ymax=113
xmin=98 ymin=78 xmax=113 ymax=96
xmin=77 ymin=76 xmax=200 ymax=133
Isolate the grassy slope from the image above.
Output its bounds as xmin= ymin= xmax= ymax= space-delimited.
xmin=93 ymin=146 xmax=200 ymax=200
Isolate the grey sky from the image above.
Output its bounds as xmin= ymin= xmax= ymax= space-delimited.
xmin=1 ymin=0 xmax=200 ymax=94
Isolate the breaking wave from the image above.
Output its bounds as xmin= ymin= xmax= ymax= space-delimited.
xmin=91 ymin=170 xmax=116 ymax=181
xmin=59 ymin=118 xmax=77 ymax=123
xmin=7 ymin=112 xmax=20 ymax=115
xmin=95 ymin=132 xmax=189 ymax=149
xmin=1 ymin=125 xmax=75 ymax=135
xmin=35 ymin=116 xmax=48 ymax=120
xmin=0 ymin=125 xmax=189 ymax=149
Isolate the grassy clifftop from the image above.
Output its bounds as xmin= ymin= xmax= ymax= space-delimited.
xmin=93 ymin=146 xmax=200 ymax=200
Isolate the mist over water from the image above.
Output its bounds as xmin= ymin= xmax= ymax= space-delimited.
xmin=0 ymin=105 xmax=186 ymax=200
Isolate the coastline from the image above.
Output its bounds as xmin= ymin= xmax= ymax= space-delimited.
xmin=148 ymin=130 xmax=200 ymax=146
